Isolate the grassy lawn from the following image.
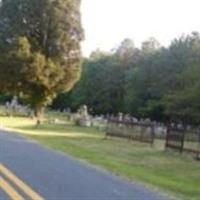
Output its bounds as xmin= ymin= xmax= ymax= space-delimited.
xmin=0 ymin=114 xmax=200 ymax=200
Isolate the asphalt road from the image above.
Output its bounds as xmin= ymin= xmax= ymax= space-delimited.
xmin=0 ymin=129 xmax=171 ymax=200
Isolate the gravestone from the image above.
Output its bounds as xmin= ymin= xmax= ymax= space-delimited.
xmin=5 ymin=96 xmax=31 ymax=117
xmin=78 ymin=105 xmax=91 ymax=127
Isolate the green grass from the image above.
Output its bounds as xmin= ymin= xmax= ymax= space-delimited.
xmin=0 ymin=115 xmax=200 ymax=200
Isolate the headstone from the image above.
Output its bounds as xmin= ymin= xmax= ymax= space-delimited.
xmin=78 ymin=105 xmax=91 ymax=127
xmin=118 ymin=112 xmax=123 ymax=121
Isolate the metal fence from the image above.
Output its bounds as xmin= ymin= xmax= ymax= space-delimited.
xmin=106 ymin=119 xmax=154 ymax=145
xmin=165 ymin=126 xmax=200 ymax=159
xmin=106 ymin=118 xmax=200 ymax=159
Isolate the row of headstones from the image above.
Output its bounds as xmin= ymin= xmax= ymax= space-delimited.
xmin=4 ymin=99 xmax=189 ymax=134
xmin=107 ymin=113 xmax=168 ymax=137
xmin=5 ymin=96 xmax=31 ymax=117
xmin=63 ymin=106 xmax=168 ymax=136
xmin=34 ymin=102 xmax=198 ymax=137
xmin=106 ymin=113 xmax=200 ymax=137
xmin=66 ymin=105 xmax=108 ymax=130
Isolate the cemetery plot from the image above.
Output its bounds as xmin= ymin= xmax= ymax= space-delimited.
xmin=165 ymin=128 xmax=185 ymax=152
xmin=165 ymin=127 xmax=200 ymax=159
xmin=106 ymin=118 xmax=154 ymax=145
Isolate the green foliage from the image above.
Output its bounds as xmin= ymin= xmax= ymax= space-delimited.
xmin=165 ymin=65 xmax=200 ymax=124
xmin=51 ymin=93 xmax=71 ymax=111
xmin=0 ymin=94 xmax=11 ymax=104
xmin=71 ymin=55 xmax=125 ymax=114
xmin=54 ymin=33 xmax=200 ymax=124
xmin=0 ymin=0 xmax=83 ymax=116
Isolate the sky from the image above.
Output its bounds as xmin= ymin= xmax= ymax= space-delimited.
xmin=81 ymin=0 xmax=200 ymax=57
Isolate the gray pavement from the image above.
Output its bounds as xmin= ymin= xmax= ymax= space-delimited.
xmin=0 ymin=129 xmax=171 ymax=200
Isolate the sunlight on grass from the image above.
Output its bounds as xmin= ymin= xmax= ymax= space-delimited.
xmin=0 ymin=116 xmax=102 ymax=138
xmin=0 ymin=115 xmax=200 ymax=200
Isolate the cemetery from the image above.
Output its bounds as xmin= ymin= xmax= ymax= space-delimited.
xmin=0 ymin=107 xmax=199 ymax=200
xmin=0 ymin=96 xmax=200 ymax=200
xmin=2 ymin=98 xmax=200 ymax=160
xmin=0 ymin=0 xmax=199 ymax=200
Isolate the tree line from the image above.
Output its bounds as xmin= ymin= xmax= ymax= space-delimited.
xmin=52 ymin=32 xmax=200 ymax=125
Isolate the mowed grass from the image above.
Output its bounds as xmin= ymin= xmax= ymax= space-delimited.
xmin=0 ymin=115 xmax=200 ymax=200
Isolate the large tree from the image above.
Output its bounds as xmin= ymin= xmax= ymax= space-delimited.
xmin=0 ymin=0 xmax=83 ymax=122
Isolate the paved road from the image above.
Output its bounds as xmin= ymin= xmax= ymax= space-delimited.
xmin=0 ymin=129 xmax=171 ymax=200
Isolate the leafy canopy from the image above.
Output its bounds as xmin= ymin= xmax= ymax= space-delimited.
xmin=0 ymin=0 xmax=83 ymax=112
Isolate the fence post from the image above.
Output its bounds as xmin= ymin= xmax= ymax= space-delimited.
xmin=150 ymin=125 xmax=154 ymax=146
xmin=131 ymin=122 xmax=135 ymax=141
xmin=196 ymin=130 xmax=200 ymax=160
xmin=104 ymin=118 xmax=111 ymax=140
xmin=180 ymin=131 xmax=185 ymax=153
xmin=165 ymin=125 xmax=169 ymax=150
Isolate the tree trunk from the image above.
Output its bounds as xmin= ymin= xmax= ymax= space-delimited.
xmin=34 ymin=106 xmax=44 ymax=126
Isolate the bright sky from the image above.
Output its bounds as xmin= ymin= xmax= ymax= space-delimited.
xmin=81 ymin=0 xmax=200 ymax=56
